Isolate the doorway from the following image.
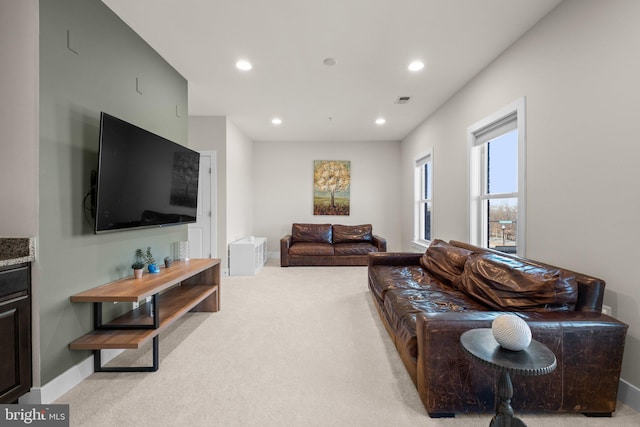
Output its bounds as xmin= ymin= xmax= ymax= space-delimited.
xmin=188 ymin=151 xmax=217 ymax=258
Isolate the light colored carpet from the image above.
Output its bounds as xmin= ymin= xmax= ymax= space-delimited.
xmin=57 ymin=260 xmax=639 ymax=426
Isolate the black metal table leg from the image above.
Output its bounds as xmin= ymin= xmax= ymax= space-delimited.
xmin=93 ymin=294 xmax=159 ymax=330
xmin=94 ymin=335 xmax=159 ymax=373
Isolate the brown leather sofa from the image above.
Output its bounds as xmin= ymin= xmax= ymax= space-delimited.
xmin=281 ymin=223 xmax=386 ymax=266
xmin=368 ymin=239 xmax=628 ymax=418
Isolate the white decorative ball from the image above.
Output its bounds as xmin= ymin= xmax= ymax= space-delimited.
xmin=491 ymin=314 xmax=532 ymax=351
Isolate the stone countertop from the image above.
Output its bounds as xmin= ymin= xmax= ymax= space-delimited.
xmin=0 ymin=238 xmax=35 ymax=267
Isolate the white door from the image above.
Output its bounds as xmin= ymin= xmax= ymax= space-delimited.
xmin=188 ymin=152 xmax=216 ymax=258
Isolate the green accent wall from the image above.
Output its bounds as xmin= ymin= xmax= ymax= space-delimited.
xmin=39 ymin=0 xmax=188 ymax=384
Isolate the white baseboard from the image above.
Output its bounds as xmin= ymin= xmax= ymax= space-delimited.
xmin=18 ymin=349 xmax=124 ymax=404
xmin=619 ymin=378 xmax=640 ymax=413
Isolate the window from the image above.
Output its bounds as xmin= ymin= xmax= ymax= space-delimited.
xmin=468 ymin=98 xmax=525 ymax=255
xmin=415 ymin=151 xmax=432 ymax=245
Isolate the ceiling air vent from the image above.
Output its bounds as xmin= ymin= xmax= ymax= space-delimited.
xmin=395 ymin=96 xmax=411 ymax=104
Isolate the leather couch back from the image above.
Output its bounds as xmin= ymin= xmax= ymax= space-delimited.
xmin=291 ymin=223 xmax=375 ymax=245
xmin=292 ymin=223 xmax=332 ymax=244
xmin=333 ymin=224 xmax=373 ymax=243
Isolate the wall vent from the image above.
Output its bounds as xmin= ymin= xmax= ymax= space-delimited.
xmin=395 ymin=96 xmax=411 ymax=104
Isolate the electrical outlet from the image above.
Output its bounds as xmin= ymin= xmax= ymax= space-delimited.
xmin=146 ymin=296 xmax=154 ymax=317
xmin=602 ymin=304 xmax=612 ymax=316
xmin=133 ymin=302 xmax=139 ymax=310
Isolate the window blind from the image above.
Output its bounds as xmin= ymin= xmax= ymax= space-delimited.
xmin=473 ymin=112 xmax=517 ymax=146
xmin=415 ymin=153 xmax=431 ymax=167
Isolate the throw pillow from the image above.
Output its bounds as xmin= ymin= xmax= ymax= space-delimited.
xmin=332 ymin=224 xmax=373 ymax=243
xmin=291 ymin=223 xmax=333 ymax=244
xmin=457 ymin=252 xmax=578 ymax=311
xmin=420 ymin=239 xmax=473 ymax=286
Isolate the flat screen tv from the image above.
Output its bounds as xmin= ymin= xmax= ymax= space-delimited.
xmin=94 ymin=112 xmax=200 ymax=233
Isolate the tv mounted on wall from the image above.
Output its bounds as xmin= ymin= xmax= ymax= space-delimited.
xmin=94 ymin=112 xmax=200 ymax=233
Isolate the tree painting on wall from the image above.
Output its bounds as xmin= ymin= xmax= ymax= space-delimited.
xmin=313 ymin=160 xmax=350 ymax=215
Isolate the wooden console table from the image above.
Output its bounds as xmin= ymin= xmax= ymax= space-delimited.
xmin=69 ymin=259 xmax=220 ymax=372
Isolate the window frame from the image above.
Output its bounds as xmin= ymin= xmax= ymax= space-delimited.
xmin=467 ymin=98 xmax=526 ymax=256
xmin=414 ymin=149 xmax=433 ymax=247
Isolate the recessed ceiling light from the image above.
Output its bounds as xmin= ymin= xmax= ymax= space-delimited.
xmin=236 ymin=60 xmax=252 ymax=71
xmin=375 ymin=118 xmax=386 ymax=125
xmin=408 ymin=60 xmax=424 ymax=72
xmin=323 ymin=58 xmax=337 ymax=66
xmin=271 ymin=117 xmax=282 ymax=125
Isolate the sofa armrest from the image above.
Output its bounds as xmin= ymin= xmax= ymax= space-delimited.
xmin=416 ymin=311 xmax=628 ymax=416
xmin=368 ymin=252 xmax=422 ymax=267
xmin=372 ymin=235 xmax=387 ymax=252
xmin=280 ymin=234 xmax=292 ymax=267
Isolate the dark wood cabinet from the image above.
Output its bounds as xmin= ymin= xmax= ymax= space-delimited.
xmin=0 ymin=263 xmax=31 ymax=403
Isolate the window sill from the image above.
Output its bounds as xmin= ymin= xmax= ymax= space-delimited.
xmin=411 ymin=240 xmax=430 ymax=252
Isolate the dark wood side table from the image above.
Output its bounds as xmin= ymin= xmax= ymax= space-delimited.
xmin=460 ymin=328 xmax=557 ymax=427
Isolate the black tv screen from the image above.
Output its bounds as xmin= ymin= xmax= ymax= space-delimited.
xmin=94 ymin=112 xmax=200 ymax=233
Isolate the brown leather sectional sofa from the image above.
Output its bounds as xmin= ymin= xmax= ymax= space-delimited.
xmin=368 ymin=239 xmax=628 ymax=418
xmin=281 ymin=223 xmax=386 ymax=266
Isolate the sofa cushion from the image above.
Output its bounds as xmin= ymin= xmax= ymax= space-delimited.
xmin=292 ymin=223 xmax=332 ymax=244
xmin=385 ymin=288 xmax=488 ymax=319
xmin=333 ymin=224 xmax=372 ymax=243
xmin=368 ymin=265 xmax=437 ymax=302
xmin=420 ymin=239 xmax=473 ymax=286
xmin=458 ymin=252 xmax=579 ymax=311
xmin=289 ymin=242 xmax=334 ymax=256
xmin=334 ymin=242 xmax=378 ymax=256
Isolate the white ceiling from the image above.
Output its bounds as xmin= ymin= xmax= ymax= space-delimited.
xmin=101 ymin=0 xmax=562 ymax=142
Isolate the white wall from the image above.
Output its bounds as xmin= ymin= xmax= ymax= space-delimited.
xmin=401 ymin=0 xmax=640 ymax=391
xmin=0 ymin=0 xmax=38 ymax=237
xmin=254 ymin=140 xmax=402 ymax=254
xmin=188 ymin=116 xmax=254 ymax=271
xmin=226 ymin=119 xmax=254 ymax=245
xmin=189 ymin=115 xmax=228 ymax=267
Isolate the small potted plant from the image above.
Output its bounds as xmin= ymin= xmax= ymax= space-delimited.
xmin=133 ymin=248 xmax=146 ymax=278
xmin=164 ymin=256 xmax=173 ymax=268
xmin=144 ymin=246 xmax=159 ymax=273
xmin=131 ymin=261 xmax=145 ymax=279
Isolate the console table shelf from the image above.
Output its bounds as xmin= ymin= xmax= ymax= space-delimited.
xmin=70 ymin=284 xmax=215 ymax=350
xmin=70 ymin=258 xmax=218 ymax=303
xmin=69 ymin=259 xmax=220 ymax=371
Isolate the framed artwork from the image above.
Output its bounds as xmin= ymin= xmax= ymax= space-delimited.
xmin=313 ymin=160 xmax=350 ymax=215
